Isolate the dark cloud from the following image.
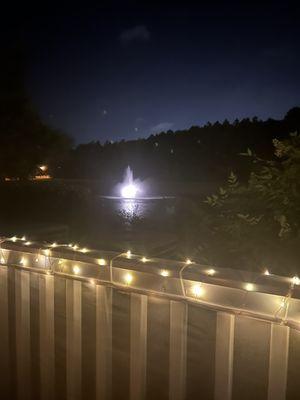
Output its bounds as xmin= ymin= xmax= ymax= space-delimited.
xmin=119 ymin=25 xmax=150 ymax=45
xmin=150 ymin=122 xmax=174 ymax=134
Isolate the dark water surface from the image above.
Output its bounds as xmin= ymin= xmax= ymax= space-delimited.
xmin=98 ymin=196 xmax=176 ymax=220
xmin=91 ymin=196 xmax=181 ymax=256
xmin=0 ymin=183 xmax=183 ymax=258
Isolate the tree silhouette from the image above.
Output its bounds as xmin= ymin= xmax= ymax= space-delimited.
xmin=0 ymin=45 xmax=72 ymax=179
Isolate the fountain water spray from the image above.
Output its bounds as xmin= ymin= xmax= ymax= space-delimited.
xmin=120 ymin=166 xmax=140 ymax=198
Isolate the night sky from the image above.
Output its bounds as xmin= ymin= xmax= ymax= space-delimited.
xmin=6 ymin=1 xmax=300 ymax=143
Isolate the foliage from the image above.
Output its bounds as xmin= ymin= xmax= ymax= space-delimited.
xmin=0 ymin=45 xmax=72 ymax=179
xmin=181 ymin=133 xmax=300 ymax=275
xmin=0 ymin=102 xmax=72 ymax=178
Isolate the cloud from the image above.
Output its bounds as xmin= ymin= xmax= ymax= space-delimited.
xmin=150 ymin=122 xmax=174 ymax=134
xmin=135 ymin=117 xmax=147 ymax=128
xmin=119 ymin=25 xmax=150 ymax=45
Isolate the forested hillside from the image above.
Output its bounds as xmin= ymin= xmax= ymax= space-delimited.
xmin=61 ymin=108 xmax=300 ymax=185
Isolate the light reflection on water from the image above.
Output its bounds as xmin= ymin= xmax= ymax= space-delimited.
xmin=119 ymin=199 xmax=145 ymax=219
xmin=99 ymin=197 xmax=176 ymax=221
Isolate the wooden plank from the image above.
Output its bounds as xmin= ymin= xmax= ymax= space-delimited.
xmin=15 ymin=269 xmax=31 ymax=400
xmin=186 ymin=305 xmax=216 ymax=399
xmin=146 ymin=297 xmax=170 ymax=400
xmin=112 ymin=290 xmax=131 ymax=400
xmin=82 ymin=282 xmax=96 ymax=400
xmin=0 ymin=267 xmax=10 ymax=397
xmin=169 ymin=301 xmax=187 ymax=400
xmin=39 ymin=275 xmax=55 ymax=400
xmin=130 ymin=293 xmax=147 ymax=400
xmin=268 ymin=324 xmax=289 ymax=400
xmin=214 ymin=313 xmax=235 ymax=400
xmin=66 ymin=279 xmax=82 ymax=400
xmin=232 ymin=316 xmax=270 ymax=400
xmin=96 ymin=285 xmax=112 ymax=400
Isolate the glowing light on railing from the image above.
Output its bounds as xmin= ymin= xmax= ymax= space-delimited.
xmin=280 ymin=298 xmax=286 ymax=308
xmin=191 ymin=284 xmax=204 ymax=297
xmin=21 ymin=236 xmax=26 ymax=241
xmin=126 ymin=250 xmax=131 ymax=259
xmin=206 ymin=268 xmax=216 ymax=276
xmin=20 ymin=257 xmax=27 ymax=266
xmin=245 ymin=283 xmax=254 ymax=291
xmin=160 ymin=269 xmax=169 ymax=277
xmin=6 ymin=236 xmax=300 ymax=315
xmin=124 ymin=273 xmax=133 ymax=285
xmin=292 ymin=276 xmax=300 ymax=285
xmin=73 ymin=265 xmax=80 ymax=275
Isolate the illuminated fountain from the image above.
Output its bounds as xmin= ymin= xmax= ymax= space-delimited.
xmin=100 ymin=166 xmax=175 ymax=219
xmin=120 ymin=166 xmax=140 ymax=199
xmin=118 ymin=166 xmax=144 ymax=217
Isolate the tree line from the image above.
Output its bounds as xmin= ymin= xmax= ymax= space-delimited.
xmin=61 ymin=107 xmax=300 ymax=187
xmin=1 ymin=46 xmax=300 ymax=189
